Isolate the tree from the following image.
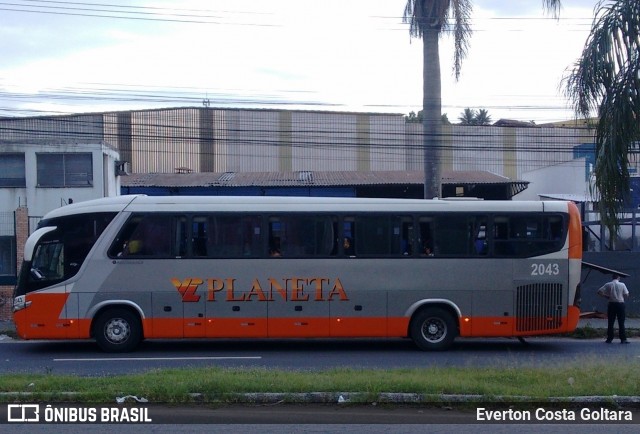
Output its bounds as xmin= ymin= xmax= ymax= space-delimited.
xmin=403 ymin=1 xmax=561 ymax=198
xmin=458 ymin=107 xmax=476 ymax=125
xmin=475 ymin=108 xmax=492 ymax=125
xmin=457 ymin=107 xmax=492 ymax=125
xmin=564 ymin=0 xmax=640 ymax=238
xmin=405 ymin=110 xmax=451 ymax=125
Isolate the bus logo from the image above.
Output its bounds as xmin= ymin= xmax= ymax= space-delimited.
xmin=171 ymin=277 xmax=349 ymax=303
xmin=171 ymin=278 xmax=203 ymax=302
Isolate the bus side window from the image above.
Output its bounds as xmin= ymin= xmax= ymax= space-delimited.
xmin=268 ymin=218 xmax=284 ymax=257
xmin=473 ymin=218 xmax=488 ymax=256
xmin=343 ymin=219 xmax=355 ymax=256
xmin=192 ymin=216 xmax=208 ymax=256
xmin=418 ymin=217 xmax=434 ymax=256
xmin=329 ymin=220 xmax=339 ymax=256
xmin=205 ymin=214 xmax=262 ymax=258
xmin=434 ymin=215 xmax=470 ymax=256
xmin=493 ymin=217 xmax=511 ymax=256
xmin=174 ymin=216 xmax=187 ymax=257
xmin=267 ymin=215 xmax=336 ymax=257
xmin=110 ymin=214 xmax=179 ymax=258
xmin=109 ymin=215 xmax=143 ymax=257
xmin=400 ymin=217 xmax=414 ymax=256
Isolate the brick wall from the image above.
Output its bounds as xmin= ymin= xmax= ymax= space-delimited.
xmin=0 ymin=286 xmax=10 ymax=321
xmin=0 ymin=207 xmax=28 ymax=322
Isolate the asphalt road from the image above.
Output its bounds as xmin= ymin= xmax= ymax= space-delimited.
xmin=1 ymin=333 xmax=638 ymax=432
xmin=1 ymin=404 xmax=639 ymax=433
xmin=0 ymin=336 xmax=637 ymax=376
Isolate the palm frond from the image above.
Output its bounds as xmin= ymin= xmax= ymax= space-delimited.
xmin=449 ymin=0 xmax=472 ymax=80
xmin=542 ymin=0 xmax=562 ymax=18
xmin=564 ymin=0 xmax=640 ymax=234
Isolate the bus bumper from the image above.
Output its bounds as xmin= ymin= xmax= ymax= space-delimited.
xmin=565 ymin=305 xmax=580 ymax=332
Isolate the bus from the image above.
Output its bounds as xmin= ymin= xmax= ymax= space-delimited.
xmin=13 ymin=195 xmax=582 ymax=352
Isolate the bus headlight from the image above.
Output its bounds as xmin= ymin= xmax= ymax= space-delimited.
xmin=12 ymin=295 xmax=30 ymax=312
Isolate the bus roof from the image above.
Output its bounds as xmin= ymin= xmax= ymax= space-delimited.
xmin=40 ymin=195 xmax=573 ymax=220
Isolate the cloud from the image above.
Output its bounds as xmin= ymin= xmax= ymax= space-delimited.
xmin=0 ymin=0 xmax=599 ymax=122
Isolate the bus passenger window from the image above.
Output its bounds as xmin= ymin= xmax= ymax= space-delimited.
xmin=269 ymin=236 xmax=282 ymax=257
xmin=110 ymin=214 xmax=180 ymax=258
xmin=192 ymin=217 xmax=208 ymax=256
xmin=418 ymin=217 xmax=434 ymax=256
xmin=401 ymin=218 xmax=414 ymax=256
xmin=268 ymin=218 xmax=285 ymax=257
xmin=267 ymin=215 xmax=337 ymax=257
xmin=473 ymin=218 xmax=488 ymax=256
xmin=343 ymin=219 xmax=355 ymax=256
xmin=203 ymin=214 xmax=262 ymax=258
xmin=492 ymin=214 xmax=566 ymax=258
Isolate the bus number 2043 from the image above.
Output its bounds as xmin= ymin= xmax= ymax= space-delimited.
xmin=531 ymin=263 xmax=560 ymax=276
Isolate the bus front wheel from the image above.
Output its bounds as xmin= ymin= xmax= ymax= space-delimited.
xmin=93 ymin=308 xmax=142 ymax=353
xmin=410 ymin=307 xmax=457 ymax=351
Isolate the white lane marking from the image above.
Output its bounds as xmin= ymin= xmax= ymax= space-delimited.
xmin=54 ymin=356 xmax=262 ymax=362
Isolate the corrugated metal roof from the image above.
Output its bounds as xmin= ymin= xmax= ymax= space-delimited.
xmin=122 ymin=170 xmax=525 ymax=188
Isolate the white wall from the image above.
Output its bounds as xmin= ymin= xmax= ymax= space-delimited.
xmin=0 ymin=142 xmax=121 ymax=219
xmin=514 ymin=157 xmax=591 ymax=201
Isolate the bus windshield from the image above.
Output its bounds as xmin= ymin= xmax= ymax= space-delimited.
xmin=14 ymin=212 xmax=117 ymax=297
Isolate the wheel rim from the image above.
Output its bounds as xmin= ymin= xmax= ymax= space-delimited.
xmin=104 ymin=318 xmax=131 ymax=345
xmin=421 ymin=317 xmax=446 ymax=343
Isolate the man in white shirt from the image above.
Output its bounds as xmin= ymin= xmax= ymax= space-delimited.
xmin=597 ymin=273 xmax=630 ymax=344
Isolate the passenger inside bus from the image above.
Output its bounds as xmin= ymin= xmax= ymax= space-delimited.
xmin=269 ymin=237 xmax=282 ymax=257
xmin=343 ymin=237 xmax=354 ymax=256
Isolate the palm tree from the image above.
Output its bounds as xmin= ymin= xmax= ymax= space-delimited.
xmin=475 ymin=108 xmax=492 ymax=125
xmin=403 ymin=1 xmax=561 ymax=198
xmin=564 ymin=0 xmax=640 ymax=239
xmin=458 ymin=108 xmax=476 ymax=125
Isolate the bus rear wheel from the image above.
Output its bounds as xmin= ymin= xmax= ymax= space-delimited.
xmin=410 ymin=307 xmax=457 ymax=351
xmin=93 ymin=308 xmax=142 ymax=352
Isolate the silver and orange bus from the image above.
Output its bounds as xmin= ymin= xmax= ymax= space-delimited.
xmin=13 ymin=195 xmax=582 ymax=352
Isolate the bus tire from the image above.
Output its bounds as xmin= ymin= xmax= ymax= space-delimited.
xmin=410 ymin=307 xmax=457 ymax=351
xmin=93 ymin=308 xmax=142 ymax=353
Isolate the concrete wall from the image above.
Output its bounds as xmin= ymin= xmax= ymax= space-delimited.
xmin=0 ymin=142 xmax=120 ymax=218
xmin=514 ymin=158 xmax=591 ymax=201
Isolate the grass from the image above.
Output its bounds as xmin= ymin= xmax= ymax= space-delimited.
xmin=0 ymin=325 xmax=638 ymax=404
xmin=0 ymin=360 xmax=638 ymax=404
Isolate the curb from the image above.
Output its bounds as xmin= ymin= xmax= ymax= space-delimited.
xmin=2 ymin=392 xmax=640 ymax=405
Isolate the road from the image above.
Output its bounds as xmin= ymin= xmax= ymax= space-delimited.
xmin=0 ymin=336 xmax=637 ymax=376
xmin=1 ymin=336 xmax=638 ymax=432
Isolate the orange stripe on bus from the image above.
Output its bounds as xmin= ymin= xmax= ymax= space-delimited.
xmin=462 ymin=314 xmax=579 ymax=337
xmin=14 ymin=293 xmax=69 ymax=340
xmin=567 ymin=201 xmax=583 ymax=259
xmin=17 ymin=309 xmax=579 ymax=341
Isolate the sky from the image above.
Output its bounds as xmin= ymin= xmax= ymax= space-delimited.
xmin=0 ymin=0 xmax=601 ymax=123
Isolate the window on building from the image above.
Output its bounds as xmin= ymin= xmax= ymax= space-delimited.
xmin=36 ymin=153 xmax=93 ymax=187
xmin=0 ymin=236 xmax=16 ymax=282
xmin=0 ymin=153 xmax=26 ymax=187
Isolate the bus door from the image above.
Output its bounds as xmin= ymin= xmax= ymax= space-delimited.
xmin=15 ymin=228 xmax=76 ymax=339
xmin=182 ymin=288 xmax=206 ymax=338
